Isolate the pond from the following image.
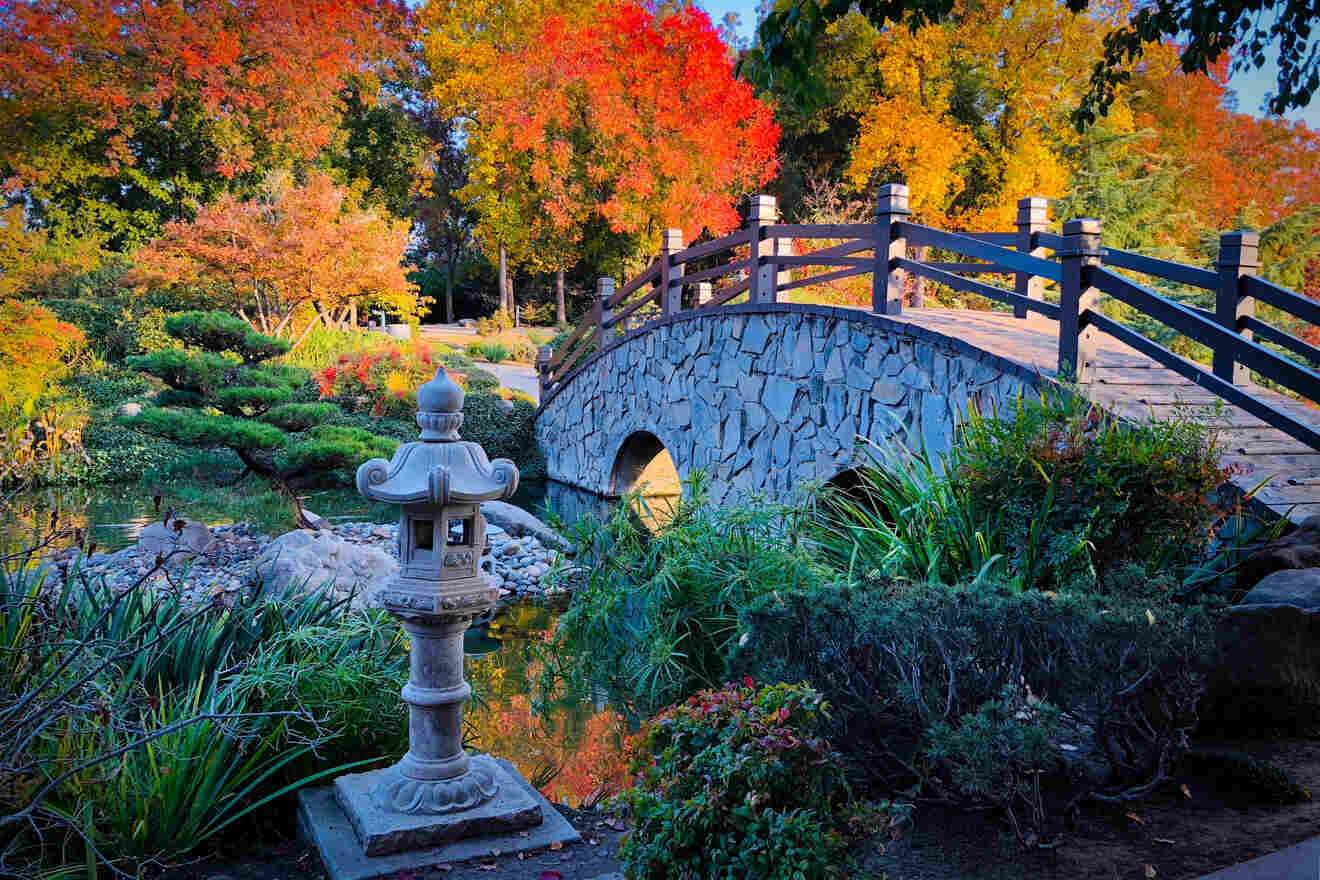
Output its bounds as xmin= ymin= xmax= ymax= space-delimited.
xmin=0 ymin=478 xmax=619 ymax=557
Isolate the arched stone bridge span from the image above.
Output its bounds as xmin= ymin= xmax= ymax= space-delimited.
xmin=534 ymin=303 xmax=1041 ymax=507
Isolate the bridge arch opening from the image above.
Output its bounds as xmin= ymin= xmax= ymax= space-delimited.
xmin=609 ymin=430 xmax=681 ymax=499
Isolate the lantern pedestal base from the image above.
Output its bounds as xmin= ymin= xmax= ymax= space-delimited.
xmin=299 ymin=757 xmax=580 ymax=880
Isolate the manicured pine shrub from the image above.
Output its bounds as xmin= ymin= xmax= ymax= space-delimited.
xmin=122 ymin=310 xmax=398 ymax=490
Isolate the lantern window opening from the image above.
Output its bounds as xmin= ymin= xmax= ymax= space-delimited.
xmin=415 ymin=518 xmax=435 ymax=551
xmin=447 ymin=517 xmax=474 ymax=547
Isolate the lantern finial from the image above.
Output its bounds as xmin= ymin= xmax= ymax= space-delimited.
xmin=417 ymin=367 xmax=464 ymax=441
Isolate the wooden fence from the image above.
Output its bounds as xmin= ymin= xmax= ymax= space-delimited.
xmin=535 ymin=184 xmax=1320 ymax=451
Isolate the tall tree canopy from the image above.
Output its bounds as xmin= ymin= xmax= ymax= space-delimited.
xmin=754 ymin=0 xmax=1320 ymax=126
xmin=423 ymin=0 xmax=780 ymax=275
xmin=0 ymin=0 xmax=409 ymax=248
xmin=129 ymin=171 xmax=420 ymax=348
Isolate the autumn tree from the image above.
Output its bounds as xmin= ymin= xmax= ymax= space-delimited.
xmin=123 ymin=311 xmax=396 ymax=491
xmin=0 ymin=0 xmax=409 ymax=248
xmin=130 ymin=171 xmax=422 ymax=349
xmin=423 ymin=0 xmax=780 ymax=282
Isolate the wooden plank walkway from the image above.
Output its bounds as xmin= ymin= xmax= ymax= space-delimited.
xmin=895 ymin=308 xmax=1320 ymax=524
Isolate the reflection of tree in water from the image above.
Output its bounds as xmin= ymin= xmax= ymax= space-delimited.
xmin=464 ymin=602 xmax=630 ymax=806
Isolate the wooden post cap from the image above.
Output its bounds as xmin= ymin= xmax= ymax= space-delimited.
xmin=1219 ymin=231 xmax=1261 ymax=267
xmin=748 ymin=194 xmax=777 ymax=223
xmin=1017 ymin=197 xmax=1048 ymax=224
xmin=595 ymin=277 xmax=615 ymax=298
xmin=876 ymin=183 xmax=911 ymax=215
xmin=660 ymin=228 xmax=684 ymax=251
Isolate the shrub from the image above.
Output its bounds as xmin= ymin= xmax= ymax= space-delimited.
xmin=279 ymin=326 xmax=376 ymax=370
xmin=461 ymin=392 xmax=545 ymax=481
xmin=618 ymin=681 xmax=889 ymax=880
xmin=319 ymin=341 xmax=496 ymax=417
xmin=122 ymin=311 xmax=399 ymax=493
xmin=0 ymin=299 xmax=85 ymax=430
xmin=732 ymin=582 xmax=1214 ymax=839
xmin=476 ymin=308 xmax=513 ymax=336
xmin=481 ymin=341 xmax=511 ymax=363
xmin=952 ymin=391 xmax=1229 ymax=590
xmin=817 ymin=392 xmax=1231 ymax=593
xmin=541 ymin=478 xmax=833 ymax=716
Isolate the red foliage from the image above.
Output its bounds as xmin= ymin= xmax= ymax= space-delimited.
xmin=474 ymin=1 xmax=779 ymax=248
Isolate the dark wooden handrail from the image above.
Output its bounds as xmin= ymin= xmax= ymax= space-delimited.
xmin=538 ymin=187 xmax=1320 ymax=457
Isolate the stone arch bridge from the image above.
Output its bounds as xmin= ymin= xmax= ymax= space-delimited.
xmin=534 ymin=187 xmax=1320 ymax=521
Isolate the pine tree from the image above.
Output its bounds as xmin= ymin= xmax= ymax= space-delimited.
xmin=122 ymin=311 xmax=396 ymax=492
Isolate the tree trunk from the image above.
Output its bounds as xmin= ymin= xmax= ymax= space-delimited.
xmin=556 ymin=267 xmax=566 ymax=325
xmin=497 ymin=245 xmax=508 ymax=314
xmin=444 ymin=256 xmax=455 ymax=324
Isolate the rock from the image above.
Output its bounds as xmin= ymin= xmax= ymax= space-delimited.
xmin=298 ymin=508 xmax=333 ymax=531
xmin=457 ymin=318 xmax=478 ymax=328
xmin=137 ymin=520 xmax=215 ymax=558
xmin=1206 ymin=567 xmax=1320 ymax=730
xmin=117 ymin=401 xmax=143 ymax=418
xmin=481 ymin=500 xmax=569 ymax=551
xmin=250 ymin=530 xmax=398 ymax=608
xmin=1238 ymin=517 xmax=1320 ymax=590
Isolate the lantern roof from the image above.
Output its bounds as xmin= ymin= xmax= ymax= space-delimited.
xmin=355 ymin=368 xmax=520 ymax=505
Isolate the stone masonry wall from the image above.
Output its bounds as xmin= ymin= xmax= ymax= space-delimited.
xmin=535 ymin=303 xmax=1041 ymax=507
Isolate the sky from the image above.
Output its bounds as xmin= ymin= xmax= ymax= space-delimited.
xmin=697 ymin=0 xmax=1320 ymax=130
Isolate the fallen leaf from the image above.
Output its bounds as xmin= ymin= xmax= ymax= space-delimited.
xmin=519 ymin=831 xmax=531 ymax=838
xmin=549 ymin=840 xmax=563 ymax=851
xmin=1145 ymin=865 xmax=1157 ymax=878
xmin=490 ymin=849 xmax=501 ymax=857
xmin=1153 ymin=838 xmax=1176 ymax=846
xmin=433 ymin=865 xmax=452 ymax=872
xmin=1180 ymin=783 xmax=1192 ymax=799
xmin=477 ymin=863 xmax=496 ymax=872
xmin=1146 ymin=608 xmax=1156 ymax=625
xmin=1125 ymin=812 xmax=1146 ymax=825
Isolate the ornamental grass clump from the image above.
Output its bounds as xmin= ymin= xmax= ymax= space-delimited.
xmin=618 ymin=680 xmax=896 ymax=880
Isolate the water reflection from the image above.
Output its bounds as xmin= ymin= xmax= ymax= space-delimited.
xmin=463 ymin=602 xmax=630 ymax=807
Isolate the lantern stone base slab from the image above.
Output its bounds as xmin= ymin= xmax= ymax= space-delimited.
xmin=298 ymin=758 xmax=581 ymax=880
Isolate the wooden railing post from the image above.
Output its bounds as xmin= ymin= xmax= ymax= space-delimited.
xmin=694 ymin=282 xmax=712 ymax=307
xmin=747 ymin=194 xmax=778 ymax=304
xmin=1058 ymin=218 xmax=1103 ymax=383
xmin=536 ymin=344 xmax=553 ymax=395
xmin=1014 ymin=196 xmax=1048 ymax=319
xmin=659 ymin=228 xmax=685 ymax=317
xmin=595 ymin=276 xmax=614 ymax=347
xmin=873 ymin=183 xmax=910 ymax=315
xmin=1214 ymin=230 xmax=1261 ymax=385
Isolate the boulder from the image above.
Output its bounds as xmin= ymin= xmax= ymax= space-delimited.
xmin=137 ymin=520 xmax=215 ymax=559
xmin=1206 ymin=567 xmax=1320 ymax=730
xmin=481 ymin=500 xmax=569 ymax=551
xmin=457 ymin=318 xmax=478 ymax=328
xmin=249 ymin=530 xmax=398 ymax=608
xmin=1237 ymin=515 xmax=1320 ymax=590
xmin=298 ymin=508 xmax=333 ymax=531
xmin=117 ymin=401 xmax=144 ymax=418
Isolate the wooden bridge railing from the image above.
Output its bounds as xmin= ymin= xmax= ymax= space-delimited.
xmin=533 ymin=183 xmax=1320 ymax=451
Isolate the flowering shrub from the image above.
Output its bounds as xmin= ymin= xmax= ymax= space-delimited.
xmin=317 ymin=342 xmax=492 ymax=417
xmin=617 ymin=680 xmax=894 ymax=880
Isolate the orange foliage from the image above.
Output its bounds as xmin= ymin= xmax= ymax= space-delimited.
xmin=0 ymin=300 xmax=85 ymax=427
xmin=0 ymin=0 xmax=408 ymax=189
xmin=130 ymin=172 xmax=419 ymax=345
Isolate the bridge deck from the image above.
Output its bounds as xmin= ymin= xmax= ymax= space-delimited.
xmin=894 ymin=308 xmax=1320 ymax=524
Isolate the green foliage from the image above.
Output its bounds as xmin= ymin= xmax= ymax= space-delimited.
xmin=127 ymin=348 xmax=232 ymax=395
xmin=618 ymin=681 xmax=883 ymax=880
xmin=541 ymin=477 xmax=833 ymax=716
xmin=121 ymin=311 xmax=397 ymax=490
xmin=279 ymin=425 xmax=399 ymax=477
xmin=1177 ymin=749 xmax=1312 ymax=806
xmin=122 ymin=408 xmax=287 ymax=451
xmin=732 ymin=582 xmax=1214 ymax=836
xmin=467 ymin=340 xmax=512 ymax=363
xmin=460 ymin=392 xmax=544 ymax=481
xmin=953 ymin=391 xmax=1228 ymax=590
xmin=261 ymin=402 xmax=339 ymax=431
xmin=924 ymin=685 xmax=1064 ymax=844
xmin=2 ymin=552 xmax=400 ymax=875
xmin=278 ymin=326 xmax=378 ymax=371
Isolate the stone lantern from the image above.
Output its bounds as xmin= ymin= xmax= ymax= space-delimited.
xmin=300 ymin=368 xmax=578 ymax=878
